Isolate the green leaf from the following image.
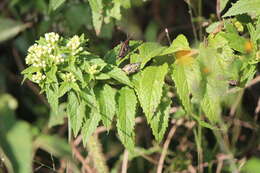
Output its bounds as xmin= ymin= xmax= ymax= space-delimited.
xmin=106 ymin=66 xmax=133 ymax=87
xmin=223 ymin=0 xmax=260 ymax=17
xmin=242 ymin=158 xmax=260 ymax=173
xmin=67 ymin=91 xmax=85 ymax=136
xmin=220 ymin=33 xmax=247 ymax=53
xmin=46 ymin=84 xmax=59 ymax=119
xmin=160 ymin=34 xmax=190 ymax=56
xmin=49 ymin=0 xmax=66 ymax=11
xmin=150 ymin=89 xmax=170 ymax=142
xmin=95 ymin=84 xmax=116 ymax=129
xmin=0 ymin=121 xmax=32 ymax=173
xmin=88 ymin=0 xmax=103 ymax=35
xmin=0 ymin=17 xmax=31 ymax=43
xmin=117 ymin=87 xmax=137 ymax=151
xmin=58 ymin=82 xmax=72 ymax=98
xmin=46 ymin=66 xmax=58 ymax=83
xmin=133 ymin=64 xmax=168 ymax=123
xmin=21 ymin=66 xmax=41 ymax=74
xmin=220 ymin=0 xmax=229 ymax=12
xmin=48 ymin=103 xmax=66 ymax=127
xmin=138 ymin=42 xmax=166 ymax=69
xmin=171 ymin=62 xmax=193 ymax=113
xmin=201 ymin=92 xmax=221 ymax=123
xmin=82 ymin=108 xmax=101 ymax=146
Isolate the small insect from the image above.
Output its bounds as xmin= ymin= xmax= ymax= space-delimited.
xmin=122 ymin=62 xmax=141 ymax=75
xmin=118 ymin=35 xmax=131 ymax=59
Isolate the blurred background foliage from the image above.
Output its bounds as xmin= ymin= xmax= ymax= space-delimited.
xmin=0 ymin=0 xmax=260 ymax=172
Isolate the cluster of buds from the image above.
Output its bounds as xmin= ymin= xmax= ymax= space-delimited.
xmin=44 ymin=32 xmax=60 ymax=44
xmin=61 ymin=72 xmax=76 ymax=82
xmin=66 ymin=35 xmax=83 ymax=55
xmin=25 ymin=33 xmax=65 ymax=68
xmin=32 ymin=72 xmax=46 ymax=83
xmin=50 ymin=54 xmax=65 ymax=64
xmin=88 ymin=64 xmax=99 ymax=75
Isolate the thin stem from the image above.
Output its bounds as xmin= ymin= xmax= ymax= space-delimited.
xmin=187 ymin=0 xmax=198 ymax=42
xmin=121 ymin=150 xmax=129 ymax=173
xmin=156 ymin=122 xmax=179 ymax=173
xmin=198 ymin=0 xmax=203 ymax=40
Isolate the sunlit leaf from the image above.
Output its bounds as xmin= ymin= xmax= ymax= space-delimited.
xmin=95 ymin=84 xmax=116 ymax=129
xmin=117 ymin=87 xmax=137 ymax=151
xmin=133 ymin=64 xmax=168 ymax=123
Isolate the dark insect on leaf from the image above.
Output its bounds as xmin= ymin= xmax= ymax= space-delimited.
xmin=118 ymin=36 xmax=131 ymax=58
xmin=122 ymin=62 xmax=141 ymax=75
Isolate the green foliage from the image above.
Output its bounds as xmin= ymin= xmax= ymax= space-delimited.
xmin=95 ymin=84 xmax=116 ymax=129
xmin=223 ymin=0 xmax=260 ymax=17
xmin=6 ymin=0 xmax=259 ymax=171
xmin=150 ymin=88 xmax=171 ymax=142
xmin=133 ymin=64 xmax=168 ymax=123
xmin=116 ymin=87 xmax=137 ymax=151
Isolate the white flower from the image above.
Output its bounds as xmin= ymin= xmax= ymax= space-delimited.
xmin=32 ymin=72 xmax=46 ymax=83
xmin=44 ymin=32 xmax=60 ymax=44
xmin=62 ymin=72 xmax=76 ymax=82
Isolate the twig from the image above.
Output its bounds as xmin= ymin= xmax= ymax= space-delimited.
xmin=121 ymin=150 xmax=129 ymax=173
xmin=71 ymin=142 xmax=93 ymax=173
xmin=186 ymin=0 xmax=198 ymax=42
xmin=246 ymin=75 xmax=260 ymax=88
xmin=216 ymin=0 xmax=221 ymax=20
xmin=156 ymin=121 xmax=179 ymax=173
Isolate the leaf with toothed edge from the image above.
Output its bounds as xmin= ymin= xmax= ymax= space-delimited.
xmin=133 ymin=64 xmax=168 ymax=123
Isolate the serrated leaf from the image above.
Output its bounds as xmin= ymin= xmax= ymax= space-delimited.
xmin=160 ymin=34 xmax=190 ymax=56
xmin=117 ymin=87 xmax=137 ymax=151
xmin=48 ymin=103 xmax=66 ymax=127
xmin=133 ymin=64 xmax=168 ymax=123
xmin=89 ymin=0 xmax=103 ymax=35
xmin=220 ymin=33 xmax=247 ymax=53
xmin=150 ymin=90 xmax=170 ymax=142
xmin=58 ymin=82 xmax=72 ymax=98
xmin=49 ymin=0 xmax=66 ymax=11
xmin=82 ymin=108 xmax=101 ymax=146
xmin=67 ymin=91 xmax=85 ymax=137
xmin=21 ymin=66 xmax=41 ymax=74
xmin=138 ymin=42 xmax=166 ymax=68
xmin=0 ymin=17 xmax=31 ymax=43
xmin=201 ymin=92 xmax=221 ymax=123
xmin=46 ymin=65 xmax=58 ymax=83
xmin=107 ymin=66 xmax=133 ymax=87
xmin=223 ymin=0 xmax=260 ymax=17
xmin=46 ymin=83 xmax=59 ymax=118
xmin=95 ymin=84 xmax=116 ymax=128
xmin=172 ymin=62 xmax=193 ymax=113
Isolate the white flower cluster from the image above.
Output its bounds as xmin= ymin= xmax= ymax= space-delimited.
xmin=25 ymin=33 xmax=65 ymax=67
xmin=50 ymin=54 xmax=64 ymax=64
xmin=63 ymin=72 xmax=76 ymax=82
xmin=66 ymin=35 xmax=83 ymax=55
xmin=32 ymin=72 xmax=46 ymax=83
xmin=45 ymin=32 xmax=60 ymax=44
